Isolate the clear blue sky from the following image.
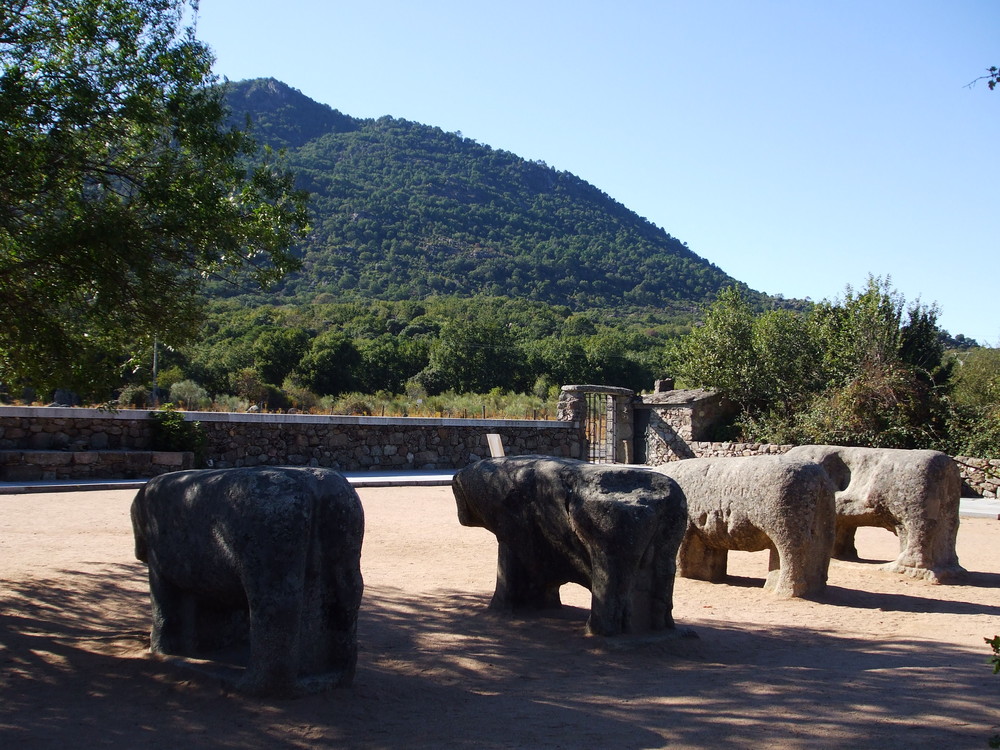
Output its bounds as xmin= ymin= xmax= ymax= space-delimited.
xmin=196 ymin=1 xmax=999 ymax=344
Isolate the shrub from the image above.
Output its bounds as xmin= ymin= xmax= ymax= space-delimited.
xmin=282 ymin=377 xmax=321 ymax=412
xmin=262 ymin=384 xmax=291 ymax=412
xmin=952 ymin=348 xmax=1000 ymax=409
xmin=329 ymin=393 xmax=376 ymax=416
xmin=945 ymin=405 xmax=1000 ymax=460
xmin=229 ymin=368 xmax=268 ymax=406
xmin=149 ymin=404 xmax=206 ymax=460
xmin=118 ymin=383 xmax=149 ymax=408
xmin=212 ymin=394 xmax=249 ymax=413
xmin=154 ymin=365 xmax=186 ymax=393
xmin=168 ymin=379 xmax=210 ymax=410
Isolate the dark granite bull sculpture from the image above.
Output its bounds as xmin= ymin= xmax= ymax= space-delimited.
xmin=131 ymin=466 xmax=364 ymax=697
xmin=452 ymin=456 xmax=688 ymax=637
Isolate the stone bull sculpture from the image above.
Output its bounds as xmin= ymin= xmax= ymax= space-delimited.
xmin=785 ymin=445 xmax=965 ymax=582
xmin=131 ymin=466 xmax=365 ymax=697
xmin=655 ymin=456 xmax=836 ymax=598
xmin=452 ymin=456 xmax=688 ymax=637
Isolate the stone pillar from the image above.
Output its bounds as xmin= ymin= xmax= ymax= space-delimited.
xmin=613 ymin=392 xmax=634 ymax=464
xmin=557 ymin=388 xmax=587 ymax=423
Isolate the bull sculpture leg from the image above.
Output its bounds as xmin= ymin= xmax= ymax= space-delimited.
xmin=833 ymin=523 xmax=861 ymax=560
xmin=491 ymin=543 xmax=562 ymax=611
xmin=241 ymin=587 xmax=304 ymax=696
xmin=677 ymin=532 xmax=729 ymax=583
xmin=147 ymin=567 xmax=200 ymax=656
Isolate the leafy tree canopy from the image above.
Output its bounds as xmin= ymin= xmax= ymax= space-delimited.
xmin=0 ymin=1 xmax=308 ymax=396
xmin=173 ymin=295 xmax=665 ymax=403
xmin=952 ymin=347 xmax=1000 ymax=409
xmin=669 ymin=276 xmax=953 ymax=449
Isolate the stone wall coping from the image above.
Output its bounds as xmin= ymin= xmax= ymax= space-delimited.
xmin=186 ymin=411 xmax=564 ymax=429
xmin=0 ymin=405 xmax=569 ymax=429
xmin=637 ymin=388 xmax=721 ymax=406
xmin=0 ymin=448 xmax=191 ymax=455
xmin=0 ymin=406 xmax=147 ymax=420
xmin=560 ymin=385 xmax=635 ymax=397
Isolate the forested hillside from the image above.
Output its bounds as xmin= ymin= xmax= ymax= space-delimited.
xmin=219 ymin=78 xmax=753 ymax=312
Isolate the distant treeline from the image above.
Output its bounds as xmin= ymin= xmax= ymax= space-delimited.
xmin=144 ymin=295 xmax=693 ymax=410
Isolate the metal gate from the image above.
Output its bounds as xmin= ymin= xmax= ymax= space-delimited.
xmin=584 ymin=391 xmax=615 ymax=463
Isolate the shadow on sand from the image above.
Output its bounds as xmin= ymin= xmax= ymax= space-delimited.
xmin=2 ymin=563 xmax=997 ymax=749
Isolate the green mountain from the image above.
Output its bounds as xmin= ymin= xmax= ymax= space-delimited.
xmin=220 ymin=78 xmax=754 ymax=312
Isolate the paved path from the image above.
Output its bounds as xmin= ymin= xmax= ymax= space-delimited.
xmin=956 ymin=496 xmax=1000 ymax=518
xmin=0 ymin=469 xmax=457 ymax=495
xmin=2 ymin=469 xmax=999 ymax=519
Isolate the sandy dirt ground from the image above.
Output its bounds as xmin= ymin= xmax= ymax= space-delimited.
xmin=1 ymin=484 xmax=999 ymax=749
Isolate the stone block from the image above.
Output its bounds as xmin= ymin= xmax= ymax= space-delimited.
xmin=151 ymin=452 xmax=186 ymax=467
xmin=26 ymin=451 xmax=72 ymax=466
xmin=1 ymin=464 xmax=43 ymax=481
xmin=28 ymin=433 xmax=54 ymax=449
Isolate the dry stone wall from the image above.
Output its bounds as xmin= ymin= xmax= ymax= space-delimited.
xmin=0 ymin=407 xmax=582 ymax=480
xmin=0 ymin=449 xmax=193 ymax=482
xmin=0 ymin=408 xmax=154 ymax=451
xmin=635 ymin=389 xmax=738 ymax=464
xmin=196 ymin=412 xmax=580 ymax=471
xmin=3 ymin=404 xmax=995 ymax=497
xmin=952 ymin=456 xmax=1000 ymax=498
xmin=644 ymin=439 xmax=998 ymax=499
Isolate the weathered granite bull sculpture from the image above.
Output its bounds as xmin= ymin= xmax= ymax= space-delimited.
xmin=131 ymin=466 xmax=365 ymax=697
xmin=452 ymin=456 xmax=688 ymax=637
xmin=786 ymin=445 xmax=965 ymax=582
xmin=655 ymin=456 xmax=836 ymax=598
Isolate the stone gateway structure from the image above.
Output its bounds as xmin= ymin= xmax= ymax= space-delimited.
xmin=655 ymin=456 xmax=836 ymax=598
xmin=452 ymin=456 xmax=688 ymax=637
xmin=786 ymin=445 xmax=966 ymax=582
xmin=130 ymin=466 xmax=365 ymax=697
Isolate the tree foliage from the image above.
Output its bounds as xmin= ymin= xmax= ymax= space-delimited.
xmin=670 ymin=277 xmax=955 ymax=449
xmin=295 ymin=329 xmax=361 ymax=397
xmin=251 ymin=326 xmax=309 ymax=386
xmin=164 ymin=295 xmax=667 ymax=405
xmin=947 ymin=347 xmax=1000 ymax=460
xmin=670 ymin=287 xmax=819 ymax=412
xmin=0 ymin=1 xmax=308 ymax=396
xmin=951 ymin=348 xmax=1000 ymax=409
xmin=417 ymin=314 xmax=524 ymax=395
xmin=970 ymin=66 xmax=1000 ymax=90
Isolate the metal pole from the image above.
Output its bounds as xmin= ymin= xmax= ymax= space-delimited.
xmin=152 ymin=339 xmax=159 ymax=407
